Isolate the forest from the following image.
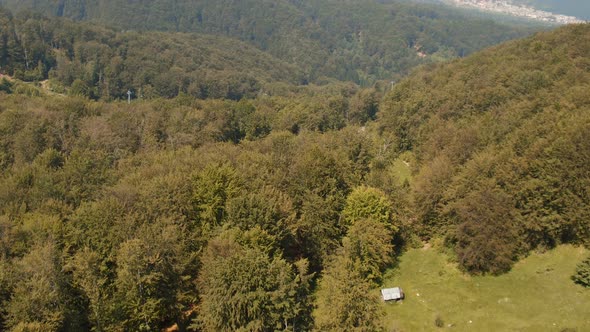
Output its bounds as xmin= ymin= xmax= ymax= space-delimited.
xmin=0 ymin=1 xmax=589 ymax=331
xmin=0 ymin=0 xmax=537 ymax=93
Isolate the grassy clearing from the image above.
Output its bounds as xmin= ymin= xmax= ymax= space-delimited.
xmin=390 ymin=153 xmax=413 ymax=186
xmin=381 ymin=245 xmax=590 ymax=331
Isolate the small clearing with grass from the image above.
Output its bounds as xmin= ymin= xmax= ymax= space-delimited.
xmin=390 ymin=153 xmax=413 ymax=186
xmin=382 ymin=245 xmax=590 ymax=331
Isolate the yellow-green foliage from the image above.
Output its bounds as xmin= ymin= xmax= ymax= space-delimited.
xmin=197 ymin=231 xmax=311 ymax=331
xmin=0 ymin=18 xmax=588 ymax=332
xmin=342 ymin=186 xmax=393 ymax=229
xmin=314 ymin=252 xmax=385 ymax=332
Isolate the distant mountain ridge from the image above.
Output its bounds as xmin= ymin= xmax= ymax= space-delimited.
xmin=0 ymin=8 xmax=305 ymax=100
xmin=0 ymin=0 xmax=537 ymax=85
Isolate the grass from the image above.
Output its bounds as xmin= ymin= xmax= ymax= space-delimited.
xmin=381 ymin=245 xmax=590 ymax=331
xmin=390 ymin=153 xmax=413 ymax=186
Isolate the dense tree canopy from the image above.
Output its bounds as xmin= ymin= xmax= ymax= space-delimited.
xmin=0 ymin=7 xmax=303 ymax=101
xmin=0 ymin=3 xmax=588 ymax=330
xmin=0 ymin=1 xmax=537 ymax=94
xmin=197 ymin=230 xmax=312 ymax=331
xmin=379 ymin=23 xmax=590 ymax=272
xmin=0 ymin=86 xmax=389 ymax=329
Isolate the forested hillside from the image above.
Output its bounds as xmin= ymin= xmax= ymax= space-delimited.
xmin=379 ymin=23 xmax=590 ymax=274
xmin=0 ymin=0 xmax=537 ymax=85
xmin=0 ymin=21 xmax=588 ymax=330
xmin=0 ymin=87 xmax=403 ymax=331
xmin=0 ymin=8 xmax=305 ymax=101
xmin=0 ymin=0 xmax=588 ymax=329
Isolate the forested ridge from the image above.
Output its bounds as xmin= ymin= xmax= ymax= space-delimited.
xmin=0 ymin=0 xmax=537 ymax=89
xmin=0 ymin=1 xmax=589 ymax=331
xmin=379 ymin=24 xmax=590 ymax=275
xmin=0 ymin=8 xmax=305 ymax=101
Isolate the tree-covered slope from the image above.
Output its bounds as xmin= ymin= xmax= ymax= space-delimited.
xmin=0 ymin=17 xmax=588 ymax=332
xmin=0 ymin=8 xmax=305 ymax=100
xmin=378 ymin=23 xmax=590 ymax=274
xmin=0 ymin=0 xmax=538 ymax=84
xmin=0 ymin=86 xmax=402 ymax=330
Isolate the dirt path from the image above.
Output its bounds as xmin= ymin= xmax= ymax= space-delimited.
xmin=39 ymin=79 xmax=66 ymax=97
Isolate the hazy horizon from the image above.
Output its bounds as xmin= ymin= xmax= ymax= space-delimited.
xmin=514 ymin=0 xmax=590 ymax=20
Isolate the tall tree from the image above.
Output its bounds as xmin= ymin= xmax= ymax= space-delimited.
xmin=342 ymin=186 xmax=395 ymax=231
xmin=344 ymin=219 xmax=393 ymax=283
xmin=66 ymin=248 xmax=111 ymax=332
xmin=113 ymin=221 xmax=188 ymax=331
xmin=453 ymin=186 xmax=520 ymax=275
xmin=313 ymin=251 xmax=384 ymax=332
xmin=5 ymin=241 xmax=69 ymax=331
xmin=192 ymin=163 xmax=242 ymax=229
xmin=197 ymin=231 xmax=312 ymax=331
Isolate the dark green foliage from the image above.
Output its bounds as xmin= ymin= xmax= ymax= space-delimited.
xmin=435 ymin=315 xmax=445 ymax=328
xmin=0 ymin=78 xmax=12 ymax=93
xmin=453 ymin=187 xmax=520 ymax=275
xmin=344 ymin=219 xmax=393 ymax=283
xmin=66 ymin=248 xmax=110 ymax=331
xmin=572 ymin=256 xmax=590 ymax=288
xmin=226 ymin=186 xmax=295 ymax=247
xmin=0 ymin=9 xmax=302 ymax=100
xmin=348 ymin=88 xmax=379 ymax=125
xmin=287 ymin=143 xmax=354 ymax=270
xmin=0 ymin=1 xmax=536 ymax=93
xmin=192 ymin=163 xmax=241 ymax=228
xmin=115 ymin=233 xmax=179 ymax=331
xmin=197 ymin=231 xmax=312 ymax=331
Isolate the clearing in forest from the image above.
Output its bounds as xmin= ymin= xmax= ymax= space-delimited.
xmin=382 ymin=245 xmax=590 ymax=331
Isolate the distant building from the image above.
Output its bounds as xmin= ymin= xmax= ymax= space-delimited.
xmin=381 ymin=287 xmax=404 ymax=301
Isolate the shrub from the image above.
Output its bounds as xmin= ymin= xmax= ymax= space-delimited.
xmin=572 ymin=256 xmax=590 ymax=288
xmin=434 ymin=315 xmax=444 ymax=328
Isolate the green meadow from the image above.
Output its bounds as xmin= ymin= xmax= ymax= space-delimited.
xmin=390 ymin=154 xmax=413 ymax=186
xmin=382 ymin=245 xmax=590 ymax=331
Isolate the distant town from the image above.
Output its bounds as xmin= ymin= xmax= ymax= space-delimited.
xmin=442 ymin=0 xmax=585 ymax=24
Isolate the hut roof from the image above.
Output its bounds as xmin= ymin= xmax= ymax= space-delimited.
xmin=381 ymin=287 xmax=403 ymax=301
